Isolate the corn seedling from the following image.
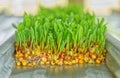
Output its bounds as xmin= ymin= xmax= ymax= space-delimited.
xmin=13 ymin=4 xmax=107 ymax=67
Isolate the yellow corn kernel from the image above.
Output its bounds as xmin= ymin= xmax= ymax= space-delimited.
xmin=33 ymin=62 xmax=37 ymax=66
xmin=78 ymin=55 xmax=83 ymax=59
xmin=84 ymin=57 xmax=89 ymax=62
xmin=91 ymin=54 xmax=97 ymax=60
xmin=22 ymin=60 xmax=27 ymax=66
xmin=96 ymin=58 xmax=101 ymax=64
xmin=28 ymin=63 xmax=32 ymax=67
xmin=53 ymin=56 xmax=58 ymax=61
xmin=19 ymin=57 xmax=24 ymax=62
xmin=79 ymin=60 xmax=84 ymax=64
xmin=88 ymin=59 xmax=93 ymax=64
xmin=46 ymin=61 xmax=50 ymax=64
xmin=72 ymin=60 xmax=76 ymax=64
xmin=28 ymin=56 xmax=32 ymax=60
xmin=18 ymin=53 xmax=23 ymax=57
xmin=16 ymin=62 xmax=21 ymax=66
xmin=64 ymin=61 xmax=68 ymax=65
xmin=51 ymin=61 xmax=55 ymax=65
xmin=40 ymin=61 xmax=45 ymax=65
xmin=75 ymin=59 xmax=78 ymax=63
xmin=35 ymin=52 xmax=40 ymax=56
xmin=25 ymin=53 xmax=28 ymax=58
xmin=26 ymin=49 xmax=30 ymax=54
xmin=74 ymin=53 xmax=77 ymax=57
xmin=58 ymin=61 xmax=63 ymax=66
xmin=15 ymin=54 xmax=19 ymax=58
xmin=68 ymin=62 xmax=72 ymax=65
xmin=42 ymin=57 xmax=47 ymax=62
xmin=48 ymin=50 xmax=51 ymax=54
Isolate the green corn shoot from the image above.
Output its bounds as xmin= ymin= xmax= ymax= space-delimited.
xmin=14 ymin=4 xmax=107 ymax=56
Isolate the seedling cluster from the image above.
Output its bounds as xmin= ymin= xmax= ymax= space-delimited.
xmin=14 ymin=4 xmax=107 ymax=67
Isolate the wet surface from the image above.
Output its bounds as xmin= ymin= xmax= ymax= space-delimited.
xmin=10 ymin=64 xmax=114 ymax=78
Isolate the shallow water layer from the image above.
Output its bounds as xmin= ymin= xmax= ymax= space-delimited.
xmin=10 ymin=64 xmax=114 ymax=78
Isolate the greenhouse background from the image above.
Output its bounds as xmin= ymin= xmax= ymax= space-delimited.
xmin=0 ymin=0 xmax=120 ymax=78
